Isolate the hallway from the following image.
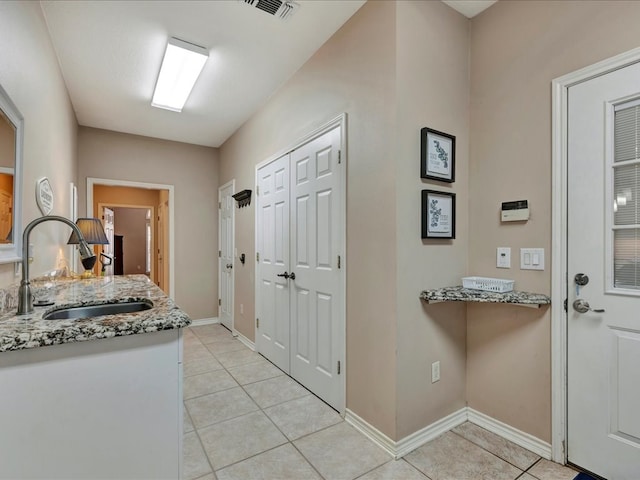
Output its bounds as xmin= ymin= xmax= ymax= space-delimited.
xmin=182 ymin=324 xmax=580 ymax=480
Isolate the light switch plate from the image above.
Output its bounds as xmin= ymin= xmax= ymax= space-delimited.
xmin=497 ymin=247 xmax=511 ymax=268
xmin=520 ymin=248 xmax=544 ymax=270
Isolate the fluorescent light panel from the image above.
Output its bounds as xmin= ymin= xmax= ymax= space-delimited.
xmin=152 ymin=37 xmax=208 ymax=112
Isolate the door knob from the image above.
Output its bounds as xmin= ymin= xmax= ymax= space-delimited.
xmin=573 ymin=299 xmax=605 ymax=314
xmin=226 ymin=264 xmax=233 ymax=269
xmin=276 ymin=271 xmax=296 ymax=280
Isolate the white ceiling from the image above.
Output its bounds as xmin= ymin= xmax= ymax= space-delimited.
xmin=442 ymin=0 xmax=497 ymax=18
xmin=41 ymin=0 xmax=366 ymax=148
xmin=41 ymin=0 xmax=496 ymax=149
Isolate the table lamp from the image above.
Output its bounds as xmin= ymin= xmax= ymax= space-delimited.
xmin=67 ymin=217 xmax=111 ymax=275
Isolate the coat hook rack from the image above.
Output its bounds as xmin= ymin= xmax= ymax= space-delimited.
xmin=232 ymin=189 xmax=252 ymax=208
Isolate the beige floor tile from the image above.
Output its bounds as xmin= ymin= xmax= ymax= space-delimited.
xmin=184 ymin=355 xmax=224 ymax=377
xmin=184 ymin=344 xmax=215 ymax=363
xmin=183 ymin=431 xmax=213 ymax=480
xmin=517 ymin=474 xmax=537 ymax=480
xmin=199 ymin=411 xmax=288 ymax=470
xmin=184 ymin=369 xmax=239 ymax=400
xmin=214 ymin=348 xmax=265 ymax=369
xmin=191 ymin=324 xmax=231 ymax=337
xmin=204 ymin=337 xmax=247 ymax=354
xmin=527 ymin=459 xmax=579 ymax=480
xmin=185 ymin=387 xmax=258 ymax=429
xmin=227 ymin=360 xmax=284 ymax=385
xmin=215 ymin=443 xmax=321 ymax=480
xmin=243 ymin=374 xmax=309 ymax=408
xmin=184 ymin=406 xmax=195 ymax=433
xmin=452 ymin=422 xmax=540 ymax=470
xmin=194 ymin=475 xmax=216 ymax=480
xmin=404 ymin=431 xmax=522 ymax=480
xmin=294 ymin=422 xmax=391 ymax=480
xmin=357 ymin=459 xmax=430 ymax=480
xmin=264 ymin=394 xmax=342 ymax=440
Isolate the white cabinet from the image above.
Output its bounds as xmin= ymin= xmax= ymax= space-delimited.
xmin=0 ymin=329 xmax=183 ymax=479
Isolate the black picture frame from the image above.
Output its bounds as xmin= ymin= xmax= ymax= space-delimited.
xmin=420 ymin=127 xmax=456 ymax=183
xmin=422 ymin=190 xmax=456 ymax=239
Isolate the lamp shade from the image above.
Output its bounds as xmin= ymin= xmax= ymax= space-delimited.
xmin=67 ymin=218 xmax=109 ymax=245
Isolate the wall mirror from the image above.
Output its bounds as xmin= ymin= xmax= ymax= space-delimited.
xmin=0 ymin=84 xmax=23 ymax=263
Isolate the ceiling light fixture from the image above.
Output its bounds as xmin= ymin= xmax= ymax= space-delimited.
xmin=151 ymin=37 xmax=209 ymax=112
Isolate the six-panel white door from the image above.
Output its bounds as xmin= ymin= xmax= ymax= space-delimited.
xmin=256 ymin=125 xmax=344 ymax=411
xmin=567 ymin=61 xmax=640 ymax=479
xmin=290 ymin=126 xmax=343 ymax=411
xmin=256 ymin=155 xmax=291 ymax=372
xmin=218 ymin=181 xmax=235 ymax=331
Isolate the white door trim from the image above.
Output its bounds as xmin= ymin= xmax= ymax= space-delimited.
xmin=87 ymin=177 xmax=176 ymax=299
xmin=254 ymin=112 xmax=347 ymax=413
xmin=551 ymin=45 xmax=640 ymax=464
xmin=218 ymin=179 xmax=235 ymax=333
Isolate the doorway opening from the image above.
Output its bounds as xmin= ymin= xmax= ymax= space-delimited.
xmin=87 ymin=178 xmax=175 ymax=298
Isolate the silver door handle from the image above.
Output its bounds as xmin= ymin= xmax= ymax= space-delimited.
xmin=573 ymin=299 xmax=605 ymax=314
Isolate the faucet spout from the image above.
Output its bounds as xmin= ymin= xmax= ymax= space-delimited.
xmin=17 ymin=216 xmax=96 ymax=315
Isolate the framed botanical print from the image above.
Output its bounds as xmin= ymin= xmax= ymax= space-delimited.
xmin=422 ymin=190 xmax=456 ymax=239
xmin=421 ymin=127 xmax=455 ymax=183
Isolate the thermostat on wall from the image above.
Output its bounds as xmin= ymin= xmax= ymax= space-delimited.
xmin=501 ymin=200 xmax=529 ymax=222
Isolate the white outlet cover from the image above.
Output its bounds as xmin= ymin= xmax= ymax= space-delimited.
xmin=497 ymin=247 xmax=511 ymax=268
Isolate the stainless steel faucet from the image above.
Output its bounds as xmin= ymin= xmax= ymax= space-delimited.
xmin=17 ymin=216 xmax=96 ymax=315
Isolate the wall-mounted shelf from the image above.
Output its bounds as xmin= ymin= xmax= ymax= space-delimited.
xmin=420 ymin=286 xmax=551 ymax=308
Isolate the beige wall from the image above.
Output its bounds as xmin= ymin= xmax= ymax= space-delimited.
xmin=395 ymin=0 xmax=469 ymax=439
xmin=468 ymin=0 xmax=640 ymax=442
xmin=220 ymin=0 xmax=472 ymax=440
xmin=0 ymin=1 xmax=78 ymax=284
xmin=113 ymin=207 xmax=148 ymax=275
xmin=219 ymin=1 xmax=399 ymax=437
xmin=78 ymin=127 xmax=219 ymax=320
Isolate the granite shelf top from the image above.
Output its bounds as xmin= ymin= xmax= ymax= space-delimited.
xmin=420 ymin=286 xmax=551 ymax=307
xmin=0 ymin=275 xmax=191 ymax=353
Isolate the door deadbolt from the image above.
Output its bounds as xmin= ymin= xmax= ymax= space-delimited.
xmin=574 ymin=273 xmax=589 ymax=286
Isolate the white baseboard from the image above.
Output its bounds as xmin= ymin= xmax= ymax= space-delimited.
xmin=235 ymin=331 xmax=255 ymax=351
xmin=345 ymin=407 xmax=467 ymax=459
xmin=345 ymin=407 xmax=550 ymax=461
xmin=467 ymin=408 xmax=552 ymax=460
xmin=344 ymin=409 xmax=396 ymax=458
xmin=190 ymin=317 xmax=219 ymax=327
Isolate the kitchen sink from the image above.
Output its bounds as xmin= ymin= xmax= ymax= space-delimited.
xmin=43 ymin=300 xmax=153 ymax=320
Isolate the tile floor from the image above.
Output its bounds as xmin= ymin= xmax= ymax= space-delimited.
xmin=183 ymin=324 xmax=581 ymax=480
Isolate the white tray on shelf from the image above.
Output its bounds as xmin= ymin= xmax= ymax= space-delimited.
xmin=462 ymin=276 xmax=514 ymax=293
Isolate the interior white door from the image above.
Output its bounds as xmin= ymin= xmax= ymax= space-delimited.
xmin=102 ymin=207 xmax=114 ymax=276
xmin=289 ymin=125 xmax=343 ymax=411
xmin=568 ymin=61 xmax=640 ymax=479
xmin=256 ymin=155 xmax=291 ymax=372
xmin=218 ymin=181 xmax=235 ymax=331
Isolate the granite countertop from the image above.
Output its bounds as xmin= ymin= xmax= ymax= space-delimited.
xmin=420 ymin=286 xmax=551 ymax=306
xmin=0 ymin=274 xmax=191 ymax=352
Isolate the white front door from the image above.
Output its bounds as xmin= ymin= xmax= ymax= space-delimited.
xmin=256 ymin=155 xmax=291 ymax=372
xmin=218 ymin=181 xmax=235 ymax=332
xmin=102 ymin=207 xmax=114 ymax=276
xmin=568 ymin=61 xmax=640 ymax=478
xmin=256 ymin=123 xmax=345 ymax=411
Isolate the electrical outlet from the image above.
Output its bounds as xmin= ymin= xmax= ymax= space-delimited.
xmin=431 ymin=361 xmax=441 ymax=383
xmin=497 ymin=247 xmax=511 ymax=268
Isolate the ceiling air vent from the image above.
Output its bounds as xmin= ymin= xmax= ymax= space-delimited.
xmin=240 ymin=0 xmax=300 ymax=21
